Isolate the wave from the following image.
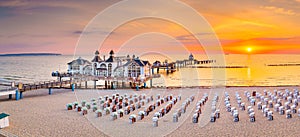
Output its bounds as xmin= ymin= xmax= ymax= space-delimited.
xmin=267 ymin=63 xmax=300 ymax=66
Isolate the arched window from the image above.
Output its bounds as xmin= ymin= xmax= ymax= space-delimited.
xmin=132 ymin=64 xmax=136 ymax=77
xmin=114 ymin=67 xmax=124 ymax=77
xmin=128 ymin=63 xmax=140 ymax=77
xmin=136 ymin=65 xmax=140 ymax=77
xmin=94 ymin=63 xmax=97 ymax=75
xmin=100 ymin=64 xmax=107 ymax=77
xmin=118 ymin=60 xmax=122 ymax=66
xmin=128 ymin=65 xmax=131 ymax=77
xmin=108 ymin=63 xmax=112 ymax=77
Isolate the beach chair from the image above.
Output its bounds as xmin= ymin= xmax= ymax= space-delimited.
xmin=210 ymin=113 xmax=216 ymax=122
xmin=173 ymin=113 xmax=178 ymax=123
xmin=152 ymin=117 xmax=158 ymax=127
xmin=249 ymin=112 xmax=255 ymax=122
xmin=267 ymin=111 xmax=273 ymax=121
xmin=233 ymin=112 xmax=239 ymax=122
xmin=286 ymin=110 xmax=292 ymax=119
xmin=192 ymin=113 xmax=199 ymax=123
xmin=129 ymin=114 xmax=136 ymax=124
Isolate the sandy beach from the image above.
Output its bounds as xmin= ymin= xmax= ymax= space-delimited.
xmin=1 ymin=87 xmax=300 ymax=137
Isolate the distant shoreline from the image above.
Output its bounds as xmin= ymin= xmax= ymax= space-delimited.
xmin=0 ymin=53 xmax=62 ymax=56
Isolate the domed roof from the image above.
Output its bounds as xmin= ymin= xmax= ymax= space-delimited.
xmin=95 ymin=50 xmax=99 ymax=55
xmin=92 ymin=50 xmax=102 ymax=62
xmin=109 ymin=50 xmax=114 ymax=55
xmin=189 ymin=53 xmax=194 ymax=58
xmin=189 ymin=53 xmax=194 ymax=60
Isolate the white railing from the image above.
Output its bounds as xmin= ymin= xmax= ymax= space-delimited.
xmin=0 ymin=129 xmax=18 ymax=137
xmin=0 ymin=88 xmax=17 ymax=96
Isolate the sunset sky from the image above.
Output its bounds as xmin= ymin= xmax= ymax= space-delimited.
xmin=0 ymin=0 xmax=299 ymax=55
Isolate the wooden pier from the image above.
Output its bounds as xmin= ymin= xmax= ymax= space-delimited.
xmin=0 ymin=54 xmax=213 ymax=101
xmin=0 ymin=74 xmax=160 ymax=101
xmin=152 ymin=59 xmax=216 ymax=74
xmin=70 ymin=74 xmax=160 ymax=90
xmin=18 ymin=80 xmax=72 ymax=92
xmin=0 ymin=79 xmax=73 ymax=101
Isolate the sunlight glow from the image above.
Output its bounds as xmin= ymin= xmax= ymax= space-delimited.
xmin=247 ymin=47 xmax=252 ymax=53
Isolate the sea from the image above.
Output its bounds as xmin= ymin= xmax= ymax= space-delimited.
xmin=1 ymin=54 xmax=300 ymax=89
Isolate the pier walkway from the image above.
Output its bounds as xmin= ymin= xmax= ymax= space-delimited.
xmin=152 ymin=59 xmax=215 ymax=74
xmin=0 ymin=74 xmax=160 ymax=101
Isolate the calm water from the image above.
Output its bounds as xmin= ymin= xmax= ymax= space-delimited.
xmin=1 ymin=54 xmax=300 ymax=87
xmin=154 ymin=54 xmax=300 ymax=87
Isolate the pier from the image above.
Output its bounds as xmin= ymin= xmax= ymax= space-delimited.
xmin=0 ymin=79 xmax=72 ymax=100
xmin=69 ymin=74 xmax=160 ymax=90
xmin=0 ymin=74 xmax=159 ymax=101
xmin=151 ymin=58 xmax=216 ymax=74
xmin=0 ymin=52 xmax=214 ymax=101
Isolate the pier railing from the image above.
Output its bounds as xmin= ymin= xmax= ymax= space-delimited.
xmin=15 ymin=73 xmax=160 ymax=92
xmin=0 ymin=129 xmax=18 ymax=137
xmin=0 ymin=73 xmax=159 ymax=101
xmin=151 ymin=59 xmax=216 ymax=74
xmin=18 ymin=80 xmax=72 ymax=92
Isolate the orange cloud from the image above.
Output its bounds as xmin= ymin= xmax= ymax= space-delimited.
xmin=260 ymin=6 xmax=296 ymax=15
xmin=101 ymin=18 xmax=206 ymax=54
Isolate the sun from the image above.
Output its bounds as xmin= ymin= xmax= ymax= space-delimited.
xmin=247 ymin=47 xmax=252 ymax=53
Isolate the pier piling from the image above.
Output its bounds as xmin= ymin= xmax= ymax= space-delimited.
xmin=71 ymin=84 xmax=75 ymax=92
xmin=105 ymin=81 xmax=108 ymax=89
xmin=49 ymin=88 xmax=52 ymax=95
xmin=111 ymin=81 xmax=114 ymax=89
xmin=20 ymin=92 xmax=23 ymax=99
xmin=15 ymin=90 xmax=20 ymax=101
xmin=122 ymin=81 xmax=125 ymax=88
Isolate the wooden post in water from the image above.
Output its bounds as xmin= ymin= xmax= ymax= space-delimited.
xmin=71 ymin=84 xmax=75 ymax=92
xmin=108 ymin=81 xmax=112 ymax=89
xmin=49 ymin=88 xmax=52 ymax=95
xmin=111 ymin=81 xmax=114 ymax=89
xmin=122 ymin=81 xmax=125 ymax=88
xmin=136 ymin=84 xmax=139 ymax=91
xmin=20 ymin=92 xmax=23 ymax=99
xmin=150 ymin=79 xmax=152 ymax=88
xmin=166 ymin=64 xmax=169 ymax=75
xmin=47 ymin=81 xmax=50 ymax=88
xmin=15 ymin=89 xmax=20 ymax=101
xmin=70 ymin=78 xmax=72 ymax=88
xmin=85 ymin=81 xmax=88 ymax=89
xmin=105 ymin=81 xmax=108 ymax=89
